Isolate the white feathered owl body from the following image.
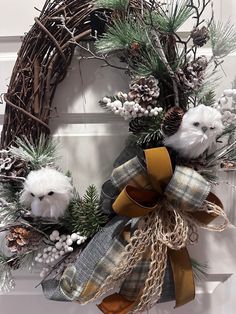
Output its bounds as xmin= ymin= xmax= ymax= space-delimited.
xmin=20 ymin=168 xmax=72 ymax=219
xmin=164 ymin=104 xmax=223 ymax=159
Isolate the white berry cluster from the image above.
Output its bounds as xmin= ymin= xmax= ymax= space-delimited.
xmin=35 ymin=230 xmax=86 ymax=278
xmin=214 ymin=89 xmax=236 ymax=126
xmin=102 ymin=93 xmax=163 ymax=120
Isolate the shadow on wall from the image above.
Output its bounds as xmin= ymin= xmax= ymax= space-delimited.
xmin=49 ymin=47 xmax=130 ymax=194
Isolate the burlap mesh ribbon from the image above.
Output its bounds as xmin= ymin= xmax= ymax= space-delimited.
xmin=93 ymin=147 xmax=229 ymax=313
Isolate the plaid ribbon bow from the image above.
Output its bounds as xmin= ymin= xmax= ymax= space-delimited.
xmin=46 ymin=147 xmax=228 ymax=314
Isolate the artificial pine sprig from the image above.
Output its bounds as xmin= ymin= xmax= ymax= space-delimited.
xmin=129 ymin=115 xmax=164 ymax=148
xmin=0 ymin=255 xmax=15 ymax=292
xmin=95 ymin=18 xmax=150 ymax=54
xmin=198 ymin=90 xmax=216 ymax=107
xmin=210 ymin=20 xmax=236 ymax=59
xmin=134 ymin=49 xmax=168 ymax=78
xmin=61 ymin=185 xmax=108 ymax=238
xmin=148 ymin=0 xmax=193 ymax=33
xmin=9 ymin=135 xmax=58 ymax=170
xmin=0 ymin=199 xmax=23 ymax=226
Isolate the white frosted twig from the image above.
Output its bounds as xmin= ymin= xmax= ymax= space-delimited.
xmin=0 ymin=175 xmax=25 ymax=181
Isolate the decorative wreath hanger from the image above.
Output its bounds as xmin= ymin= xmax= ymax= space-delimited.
xmin=1 ymin=0 xmax=236 ymax=313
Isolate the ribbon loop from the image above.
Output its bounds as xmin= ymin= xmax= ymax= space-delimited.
xmin=113 ymin=186 xmax=159 ymax=217
xmin=96 ymin=147 xmax=227 ymax=313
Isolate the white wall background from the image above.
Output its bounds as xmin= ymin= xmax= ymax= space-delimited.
xmin=0 ymin=0 xmax=236 ymax=313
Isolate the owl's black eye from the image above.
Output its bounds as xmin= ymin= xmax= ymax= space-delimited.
xmin=193 ymin=122 xmax=200 ymax=127
xmin=31 ymin=193 xmax=35 ymax=197
xmin=48 ymin=191 xmax=54 ymax=196
xmin=210 ymin=126 xmax=215 ymax=130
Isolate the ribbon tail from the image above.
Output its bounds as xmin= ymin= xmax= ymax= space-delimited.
xmin=97 ymin=293 xmax=135 ymax=314
xmin=168 ymin=248 xmax=195 ymax=307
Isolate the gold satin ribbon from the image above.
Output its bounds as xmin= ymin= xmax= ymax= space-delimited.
xmin=112 ymin=147 xmax=173 ymax=216
xmin=97 ymin=293 xmax=134 ymax=314
xmin=98 ymin=147 xmax=223 ymax=314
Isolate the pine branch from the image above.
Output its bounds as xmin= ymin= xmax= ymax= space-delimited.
xmin=130 ymin=115 xmax=164 ymax=148
xmin=194 ymin=69 xmax=221 ymax=104
xmin=134 ymin=49 xmax=167 ymax=78
xmin=0 ymin=197 xmax=24 ymax=226
xmin=198 ymin=90 xmax=216 ymax=106
xmin=61 ymin=186 xmax=108 ymax=238
xmin=95 ymin=18 xmax=150 ymax=55
xmin=0 ymin=181 xmax=22 ymax=203
xmin=148 ymin=0 xmax=193 ymax=33
xmin=0 ymin=255 xmax=15 ymax=292
xmin=129 ymin=117 xmax=155 ymax=134
xmin=9 ymin=135 xmax=58 ymax=170
xmin=18 ymin=249 xmax=40 ymax=271
xmin=210 ymin=20 xmax=236 ymax=59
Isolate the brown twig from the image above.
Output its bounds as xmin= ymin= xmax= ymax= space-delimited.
xmin=1 ymin=0 xmax=93 ymax=148
xmin=33 ymin=58 xmax=40 ymax=115
xmin=4 ymin=94 xmax=50 ymax=130
xmin=34 ymin=17 xmax=66 ymax=61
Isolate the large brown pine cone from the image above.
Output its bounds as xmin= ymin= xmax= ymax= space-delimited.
xmin=128 ymin=76 xmax=160 ymax=108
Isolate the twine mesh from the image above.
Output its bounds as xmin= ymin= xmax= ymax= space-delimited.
xmin=85 ymin=199 xmax=228 ymax=313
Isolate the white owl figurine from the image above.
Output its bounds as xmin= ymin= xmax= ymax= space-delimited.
xmin=164 ymin=104 xmax=224 ymax=159
xmin=20 ymin=168 xmax=73 ymax=219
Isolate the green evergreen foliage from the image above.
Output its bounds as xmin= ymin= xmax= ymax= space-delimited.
xmin=131 ymin=115 xmax=164 ymax=148
xmin=134 ymin=49 xmax=167 ymax=77
xmin=95 ymin=0 xmax=128 ymax=11
xmin=95 ymin=18 xmax=150 ymax=54
xmin=18 ymin=250 xmax=39 ymax=271
xmin=61 ymin=185 xmax=108 ymax=237
xmin=9 ymin=135 xmax=58 ymax=170
xmin=199 ymin=90 xmax=216 ymax=107
xmin=210 ymin=20 xmax=236 ymax=59
xmin=148 ymin=0 xmax=193 ymax=33
xmin=0 ymin=181 xmax=22 ymax=203
xmin=0 ymin=200 xmax=22 ymax=226
xmin=0 ymin=255 xmax=15 ymax=292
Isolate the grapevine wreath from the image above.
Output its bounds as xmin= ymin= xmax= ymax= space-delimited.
xmin=1 ymin=0 xmax=236 ymax=313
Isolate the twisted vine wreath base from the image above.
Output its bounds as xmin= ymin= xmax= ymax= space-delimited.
xmin=1 ymin=0 xmax=147 ymax=148
xmin=1 ymin=0 xmax=92 ymax=148
xmin=0 ymin=0 xmax=233 ymax=313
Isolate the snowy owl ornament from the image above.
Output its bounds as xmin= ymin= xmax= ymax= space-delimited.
xmin=164 ymin=104 xmax=224 ymax=159
xmin=20 ymin=168 xmax=73 ymax=219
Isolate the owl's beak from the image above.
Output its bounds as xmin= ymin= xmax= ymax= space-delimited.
xmin=39 ymin=196 xmax=44 ymax=201
xmin=201 ymin=126 xmax=208 ymax=133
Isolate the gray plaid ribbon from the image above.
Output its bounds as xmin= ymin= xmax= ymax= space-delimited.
xmin=42 ymin=151 xmax=211 ymax=304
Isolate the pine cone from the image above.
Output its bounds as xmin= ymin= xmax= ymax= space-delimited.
xmin=0 ymin=150 xmax=27 ymax=181
xmin=128 ymin=76 xmax=160 ymax=108
xmin=191 ymin=55 xmax=208 ymax=72
xmin=162 ymin=106 xmax=184 ymax=136
xmin=6 ymin=226 xmax=41 ymax=254
xmin=176 ymin=56 xmax=208 ymax=91
xmin=191 ymin=26 xmax=210 ymax=47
